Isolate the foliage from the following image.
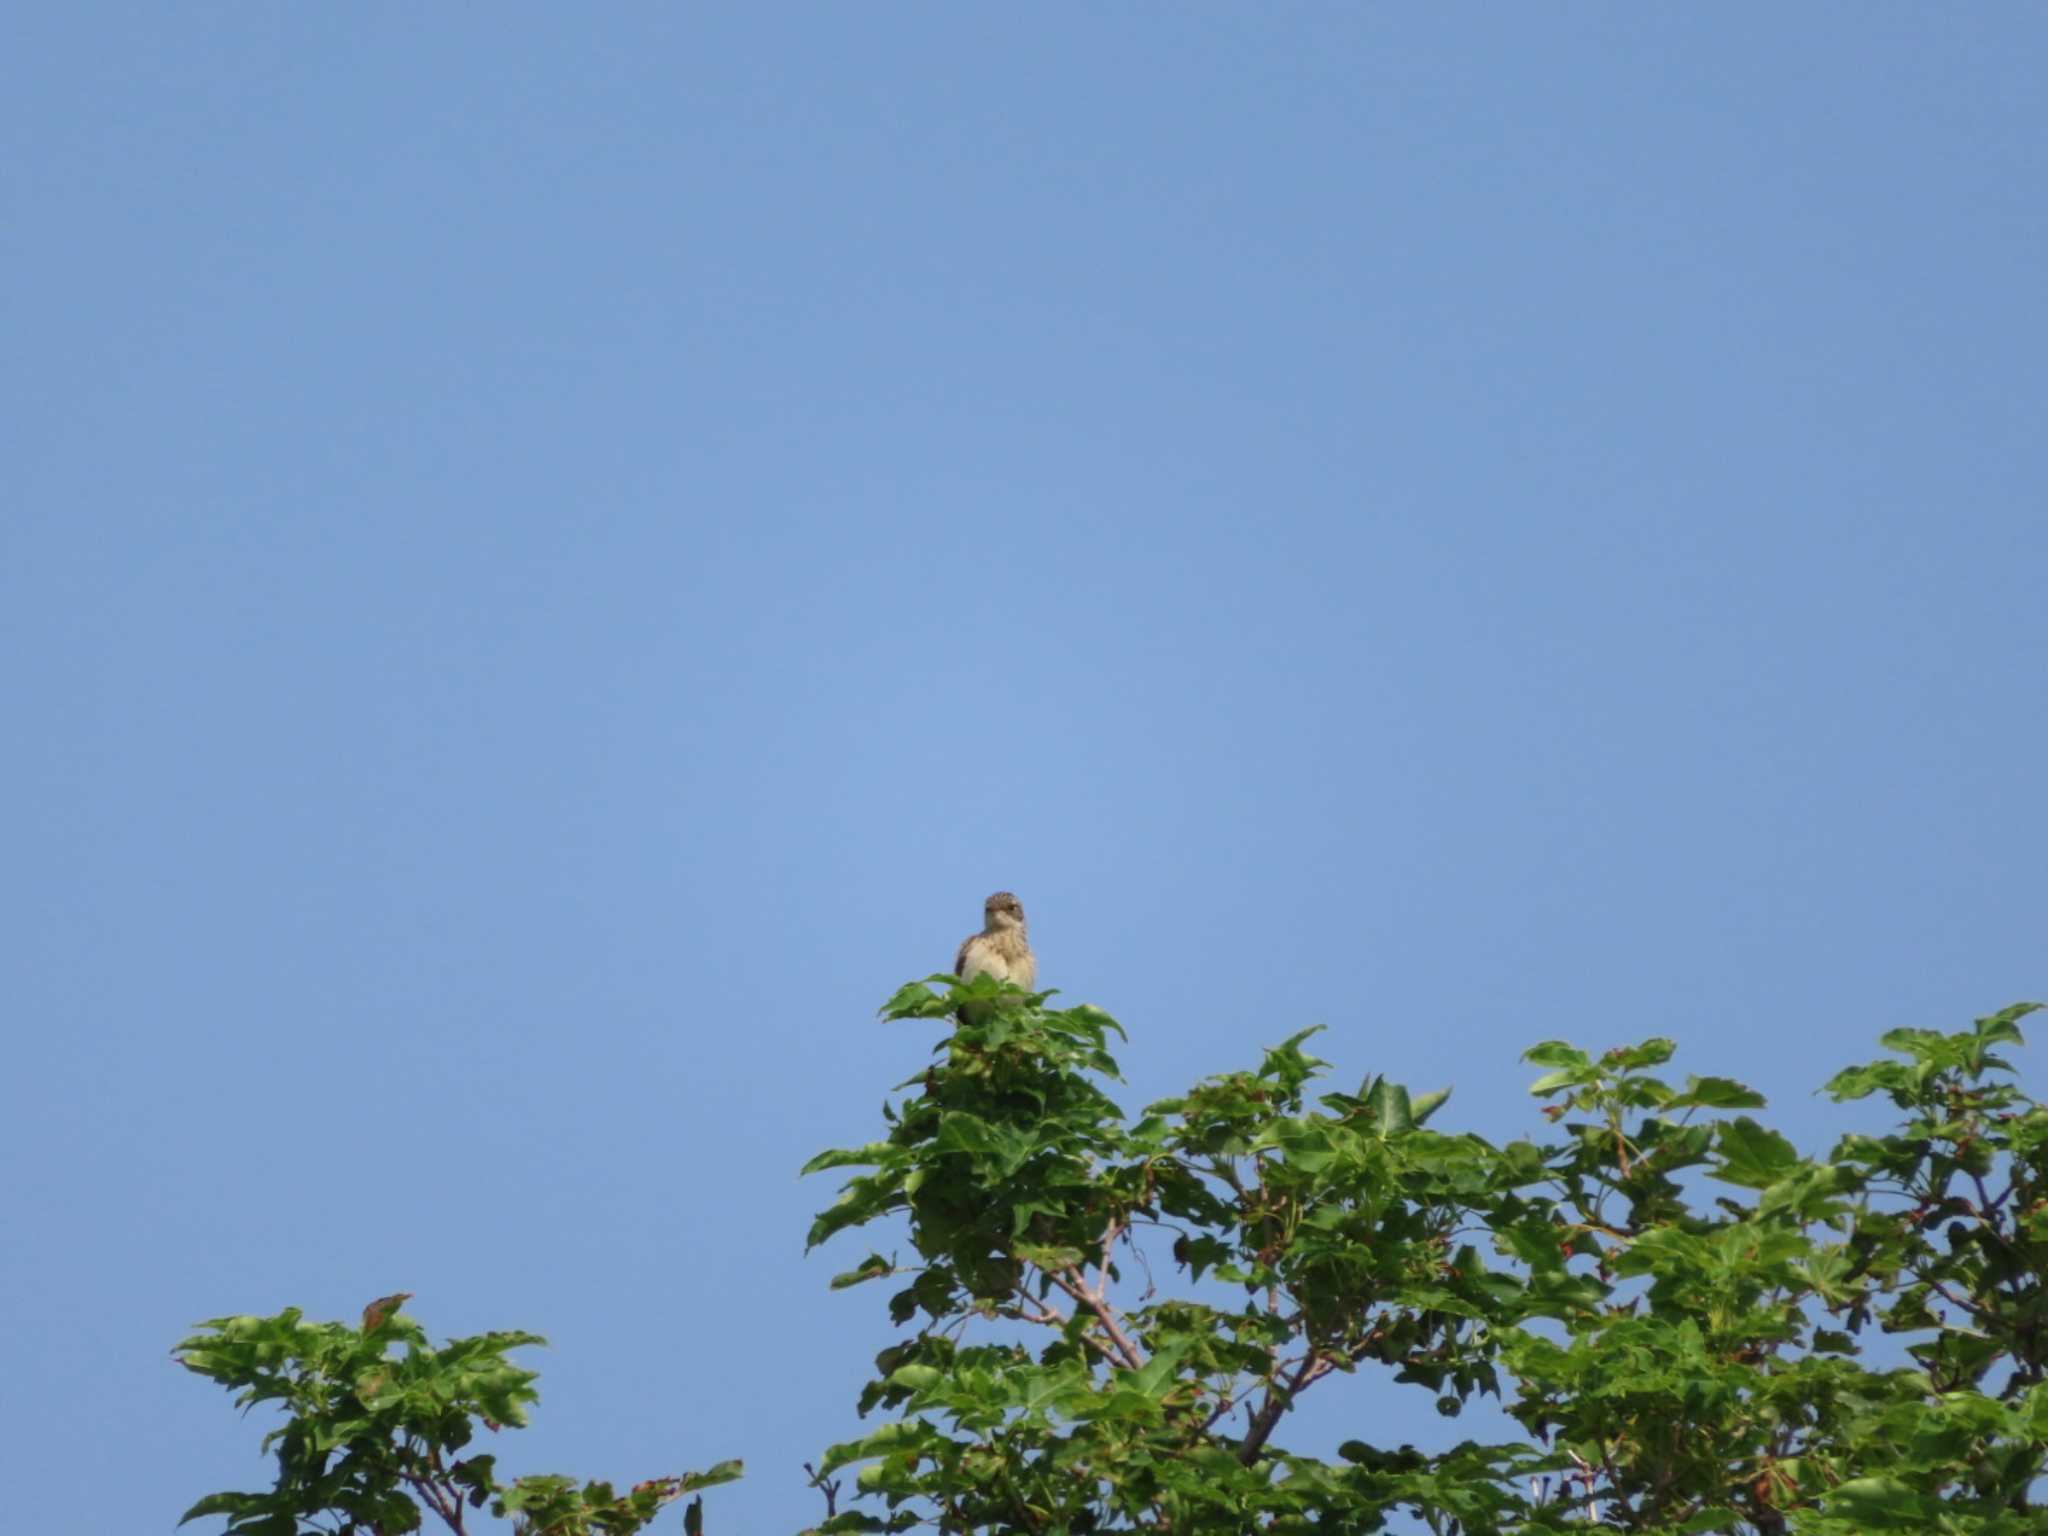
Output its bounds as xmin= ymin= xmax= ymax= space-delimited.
xmin=175 ymin=1294 xmax=739 ymax=1536
xmin=181 ymin=977 xmax=2048 ymax=1535
xmin=800 ymin=976 xmax=2048 ymax=1533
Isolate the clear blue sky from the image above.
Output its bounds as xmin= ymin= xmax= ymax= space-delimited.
xmin=4 ymin=6 xmax=2043 ymax=1532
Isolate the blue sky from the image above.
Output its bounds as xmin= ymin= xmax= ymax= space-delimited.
xmin=4 ymin=6 xmax=2044 ymax=1532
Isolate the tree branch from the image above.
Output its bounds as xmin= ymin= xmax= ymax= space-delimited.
xmin=1048 ymin=1260 xmax=1145 ymax=1372
xmin=1011 ymin=1287 xmax=1068 ymax=1329
xmin=1197 ymin=1383 xmax=1244 ymax=1438
xmin=1015 ymin=1277 xmax=1131 ymax=1368
xmin=402 ymin=1442 xmax=466 ymax=1536
xmin=1235 ymin=1353 xmax=1327 ymax=1466
xmin=402 ymin=1468 xmax=463 ymax=1535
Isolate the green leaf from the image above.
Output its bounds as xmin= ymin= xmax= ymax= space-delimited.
xmin=807 ymin=1179 xmax=899 ymax=1249
xmin=1521 ymin=1041 xmax=1589 ymax=1070
xmin=353 ymin=1367 xmax=403 ymax=1410
xmin=676 ymin=1459 xmax=743 ymax=1492
xmin=934 ymin=1112 xmax=999 ymax=1155
xmin=1710 ymin=1116 xmax=1800 ymax=1188
xmin=1126 ymin=1342 xmax=1190 ymax=1399
xmin=1668 ymin=1075 xmax=1765 ymax=1110
xmin=1367 ymin=1078 xmax=1413 ymax=1136
xmin=820 ymin=1421 xmax=932 ymax=1476
xmin=1975 ymin=1001 xmax=2041 ymax=1043
xmin=801 ymin=1143 xmax=894 ymax=1176
xmin=1824 ymin=1476 xmax=1938 ymax=1529
xmin=179 ymin=1492 xmax=261 ymax=1526
xmin=1877 ymin=1026 xmax=1961 ymax=1067
xmin=449 ymin=1454 xmax=498 ymax=1509
xmin=877 ymin=980 xmax=948 ymax=1018
xmin=1823 ymin=1060 xmax=1908 ymax=1102
xmin=1409 ymin=1085 xmax=1452 ymax=1125
xmin=830 ymin=1255 xmax=895 ymax=1290
xmin=1258 ymin=1027 xmax=1329 ymax=1095
xmin=1607 ymin=1038 xmax=1676 ymax=1069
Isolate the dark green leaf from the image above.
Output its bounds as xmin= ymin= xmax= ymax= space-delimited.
xmin=1710 ymin=1116 xmax=1800 ymax=1188
xmin=1668 ymin=1075 xmax=1765 ymax=1110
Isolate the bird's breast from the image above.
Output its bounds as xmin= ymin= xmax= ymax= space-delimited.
xmin=961 ymin=933 xmax=1035 ymax=991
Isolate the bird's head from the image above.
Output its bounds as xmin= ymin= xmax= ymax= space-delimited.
xmin=984 ymin=891 xmax=1026 ymax=931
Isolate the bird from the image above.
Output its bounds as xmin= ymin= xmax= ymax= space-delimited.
xmin=954 ymin=890 xmax=1037 ymax=993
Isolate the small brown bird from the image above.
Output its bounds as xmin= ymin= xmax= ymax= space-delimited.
xmin=954 ymin=890 xmax=1037 ymax=993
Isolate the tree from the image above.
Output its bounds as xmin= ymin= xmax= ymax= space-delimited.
xmin=183 ymin=973 xmax=2048 ymax=1533
xmin=174 ymin=1295 xmax=739 ymax=1536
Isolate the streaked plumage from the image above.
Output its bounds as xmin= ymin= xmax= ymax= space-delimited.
xmin=954 ymin=890 xmax=1037 ymax=992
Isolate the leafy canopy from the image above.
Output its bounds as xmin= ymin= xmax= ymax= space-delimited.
xmin=801 ymin=979 xmax=2048 ymax=1534
xmin=180 ymin=974 xmax=2048 ymax=1535
xmin=175 ymin=1294 xmax=738 ymax=1536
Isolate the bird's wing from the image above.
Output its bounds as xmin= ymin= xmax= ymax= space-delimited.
xmin=954 ymin=935 xmax=974 ymax=978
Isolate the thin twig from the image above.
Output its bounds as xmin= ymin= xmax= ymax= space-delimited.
xmin=802 ymin=1461 xmax=841 ymax=1519
xmin=1011 ymin=1288 xmax=1068 ymax=1328
xmin=1919 ymin=1270 xmax=1996 ymax=1322
xmin=1568 ymin=1449 xmax=1598 ymax=1523
xmin=1095 ymin=1217 xmax=1123 ymax=1298
xmin=1198 ymin=1389 xmax=1239 ymax=1435
xmin=1970 ymin=1170 xmax=2006 ymax=1219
